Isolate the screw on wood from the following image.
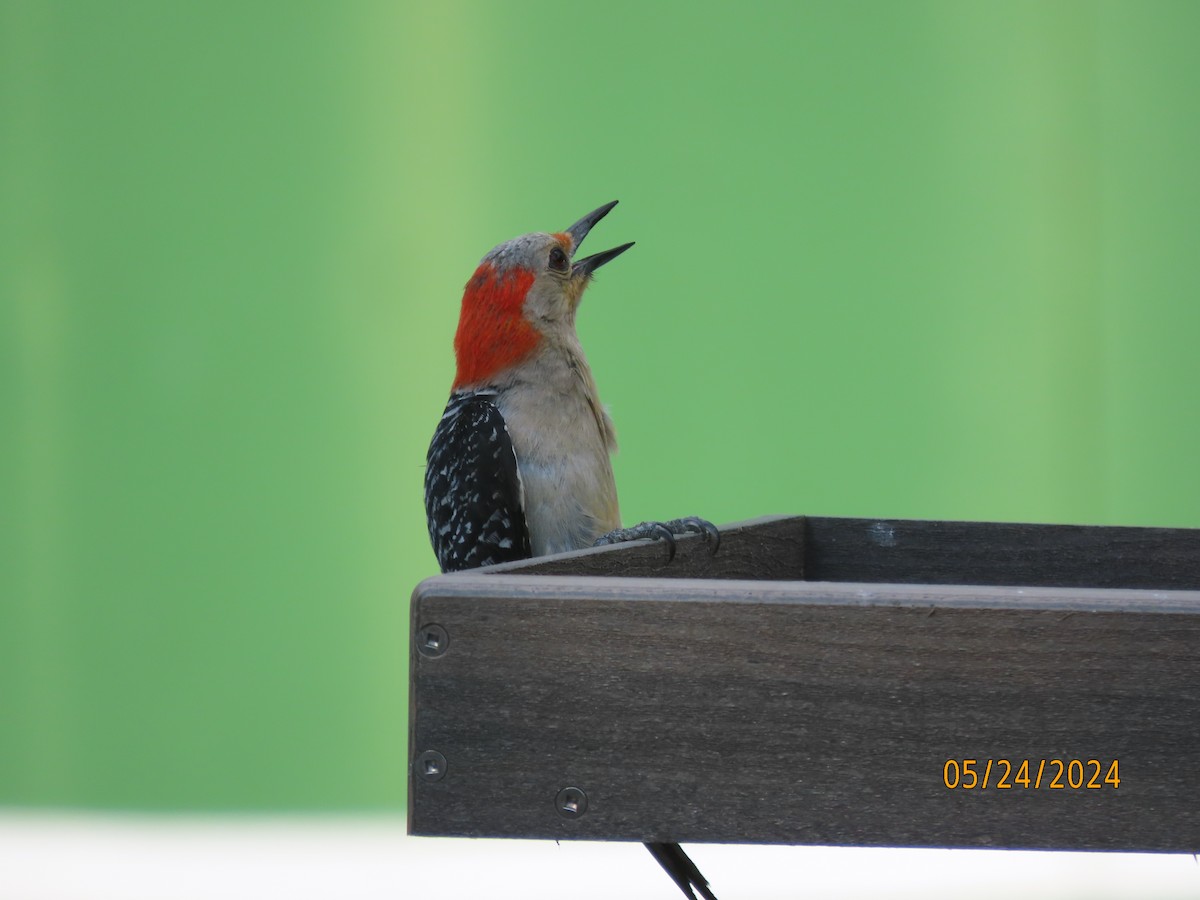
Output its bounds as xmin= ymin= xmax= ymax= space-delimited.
xmin=416 ymin=750 xmax=447 ymax=782
xmin=555 ymin=786 xmax=588 ymax=818
xmin=417 ymin=623 xmax=449 ymax=657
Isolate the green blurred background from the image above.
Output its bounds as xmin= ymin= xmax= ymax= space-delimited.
xmin=3 ymin=0 xmax=1198 ymax=812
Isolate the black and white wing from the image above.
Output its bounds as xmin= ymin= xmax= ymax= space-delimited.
xmin=424 ymin=390 xmax=532 ymax=573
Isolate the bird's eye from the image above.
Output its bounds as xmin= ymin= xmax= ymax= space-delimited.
xmin=548 ymin=245 xmax=569 ymax=272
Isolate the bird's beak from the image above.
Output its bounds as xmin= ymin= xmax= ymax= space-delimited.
xmin=565 ymin=200 xmax=619 ymax=251
xmin=573 ymin=241 xmax=635 ymax=279
xmin=564 ymin=201 xmax=634 ymax=279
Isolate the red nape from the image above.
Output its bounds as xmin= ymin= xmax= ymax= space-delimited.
xmin=453 ymin=263 xmax=539 ymax=389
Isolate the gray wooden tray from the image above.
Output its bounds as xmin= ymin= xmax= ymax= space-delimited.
xmin=409 ymin=515 xmax=1200 ymax=851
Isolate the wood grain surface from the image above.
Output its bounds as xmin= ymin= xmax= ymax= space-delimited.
xmin=487 ymin=515 xmax=1200 ymax=590
xmin=410 ymin=572 xmax=1200 ymax=850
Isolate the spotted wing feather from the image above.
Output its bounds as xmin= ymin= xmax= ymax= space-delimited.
xmin=424 ymin=391 xmax=532 ymax=573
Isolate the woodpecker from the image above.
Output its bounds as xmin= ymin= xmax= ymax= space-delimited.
xmin=423 ymin=201 xmax=718 ymax=900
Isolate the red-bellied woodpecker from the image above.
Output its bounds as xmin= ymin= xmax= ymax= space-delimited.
xmin=423 ymin=201 xmax=719 ymax=900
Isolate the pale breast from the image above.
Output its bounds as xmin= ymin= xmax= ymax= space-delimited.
xmin=496 ymin=365 xmax=620 ymax=556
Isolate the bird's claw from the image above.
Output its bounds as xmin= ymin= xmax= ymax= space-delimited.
xmin=594 ymin=521 xmax=676 ymax=560
xmin=652 ymin=523 xmax=678 ymax=562
xmin=593 ymin=517 xmax=720 ymax=562
xmin=662 ymin=517 xmax=721 ymax=555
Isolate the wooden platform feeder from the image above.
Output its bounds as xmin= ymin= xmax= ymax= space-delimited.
xmin=409 ymin=515 xmax=1200 ymax=852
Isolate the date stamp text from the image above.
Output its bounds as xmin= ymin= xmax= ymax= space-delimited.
xmin=942 ymin=758 xmax=1120 ymax=790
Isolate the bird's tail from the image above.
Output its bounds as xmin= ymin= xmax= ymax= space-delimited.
xmin=643 ymin=842 xmax=718 ymax=900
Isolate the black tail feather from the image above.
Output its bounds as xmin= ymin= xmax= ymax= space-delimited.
xmin=644 ymin=842 xmax=718 ymax=900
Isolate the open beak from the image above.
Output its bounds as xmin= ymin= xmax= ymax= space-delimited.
xmin=573 ymin=241 xmax=635 ymax=278
xmin=564 ymin=200 xmax=634 ymax=278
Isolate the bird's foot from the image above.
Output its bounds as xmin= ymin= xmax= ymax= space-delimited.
xmin=593 ymin=516 xmax=720 ymax=562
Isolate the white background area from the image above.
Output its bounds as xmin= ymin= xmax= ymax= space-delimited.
xmin=1 ymin=812 xmax=1198 ymax=899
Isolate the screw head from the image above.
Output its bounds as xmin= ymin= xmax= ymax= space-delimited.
xmin=417 ymin=623 xmax=449 ymax=658
xmin=555 ymin=786 xmax=588 ymax=818
xmin=415 ymin=750 xmax=447 ymax=782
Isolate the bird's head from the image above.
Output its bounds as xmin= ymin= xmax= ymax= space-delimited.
xmin=452 ymin=200 xmax=633 ymax=390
